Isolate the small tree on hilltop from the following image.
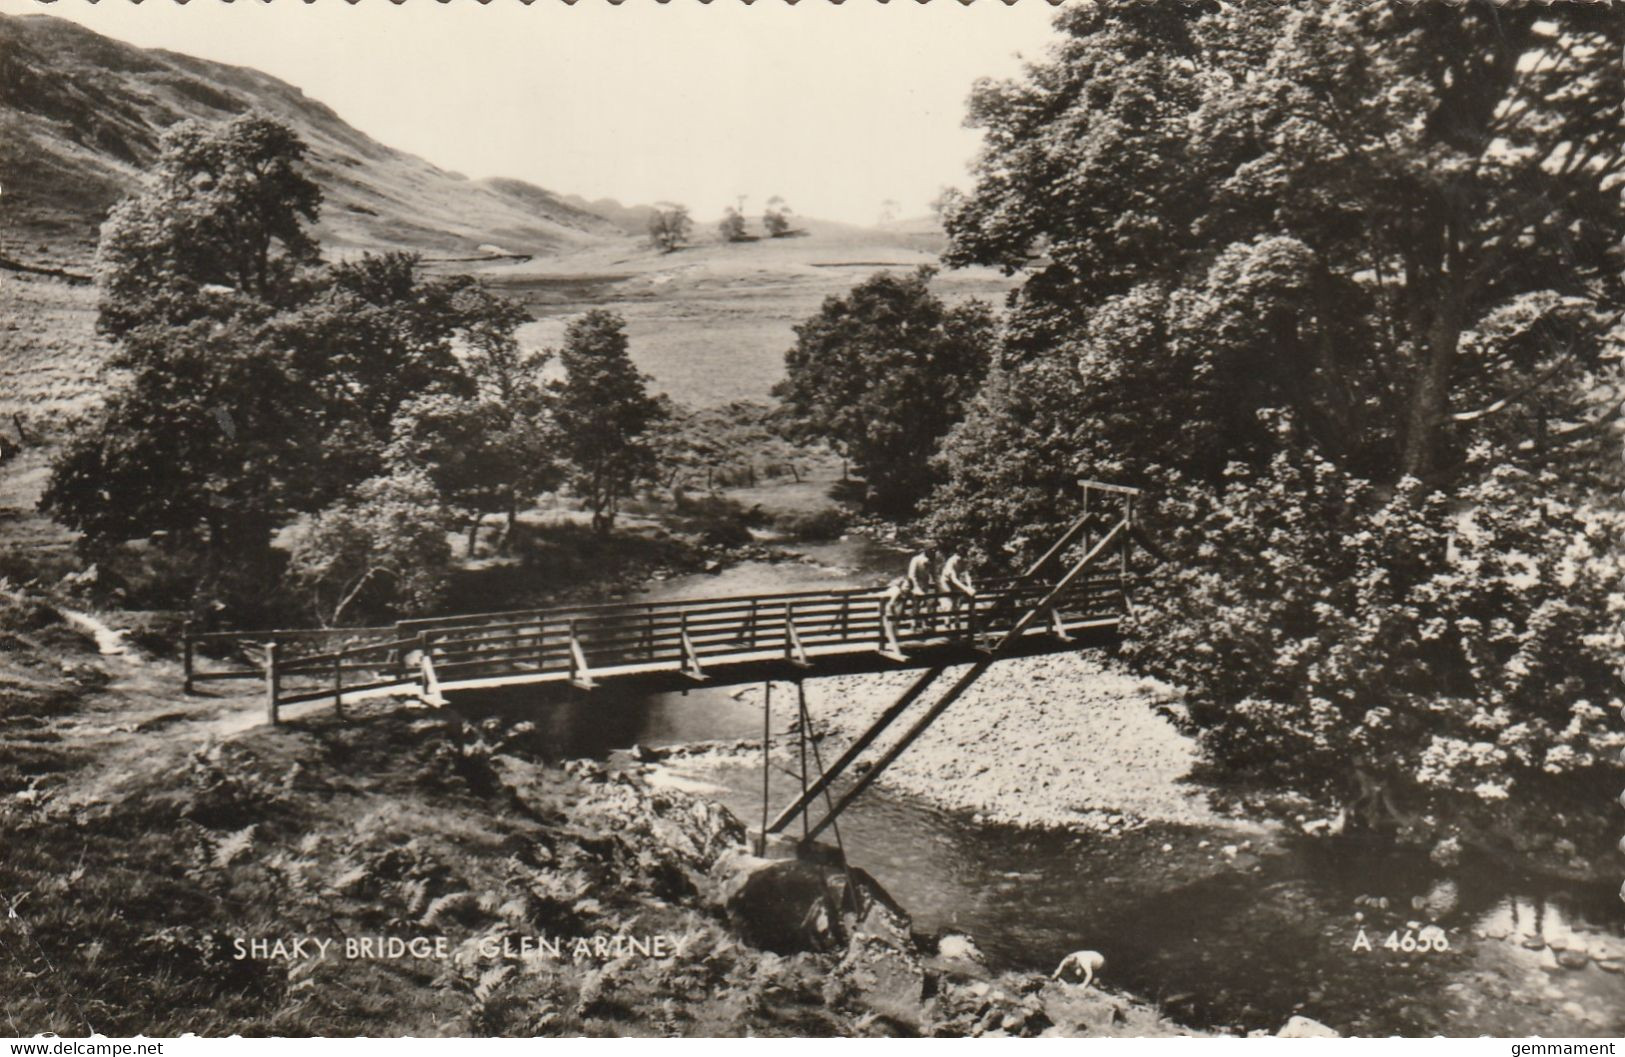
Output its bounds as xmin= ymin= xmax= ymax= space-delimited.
xmin=648 ymin=203 xmax=692 ymax=253
xmin=774 ymin=266 xmax=996 ymax=514
xmin=764 ymin=196 xmax=793 ymax=238
xmin=550 ymin=310 xmax=665 ymax=535
xmin=718 ymin=207 xmax=749 ymax=243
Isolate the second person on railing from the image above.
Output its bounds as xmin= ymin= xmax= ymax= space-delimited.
xmin=937 ymin=542 xmax=977 ymax=635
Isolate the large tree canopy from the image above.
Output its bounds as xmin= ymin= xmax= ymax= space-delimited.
xmin=935 ymin=1 xmax=1623 ymax=555
xmin=96 ymin=114 xmax=322 ymax=338
xmin=928 ymin=0 xmax=1624 ymax=857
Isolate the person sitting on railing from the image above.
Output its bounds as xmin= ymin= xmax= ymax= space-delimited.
xmin=905 ymin=544 xmax=936 ymax=631
xmin=937 ymin=542 xmax=976 ymax=634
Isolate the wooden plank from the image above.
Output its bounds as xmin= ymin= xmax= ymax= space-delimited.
xmin=1076 ymin=478 xmax=1142 ymax=495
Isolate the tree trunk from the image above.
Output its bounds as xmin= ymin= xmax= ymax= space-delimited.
xmin=466 ymin=517 xmax=481 ymax=558
xmin=502 ymin=502 xmax=518 ymax=554
xmin=1400 ymin=295 xmax=1464 ymax=482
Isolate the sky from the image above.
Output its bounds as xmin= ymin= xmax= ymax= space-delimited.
xmin=9 ymin=0 xmax=1068 ymax=226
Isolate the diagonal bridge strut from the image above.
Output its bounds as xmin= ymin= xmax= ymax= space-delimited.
xmin=763 ymin=480 xmax=1151 ymax=846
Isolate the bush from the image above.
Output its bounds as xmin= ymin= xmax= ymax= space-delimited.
xmin=668 ymin=493 xmax=757 ymax=548
xmin=1125 ymin=448 xmax=1625 ymax=856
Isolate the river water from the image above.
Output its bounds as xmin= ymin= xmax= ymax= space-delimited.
xmin=452 ymin=533 xmax=1625 ymax=1037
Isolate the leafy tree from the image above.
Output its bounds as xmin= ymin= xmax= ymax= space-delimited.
xmin=775 ymin=266 xmax=996 ymax=514
xmin=41 ymin=314 xmax=323 ymax=592
xmin=647 ymin=203 xmax=693 ymax=253
xmin=46 ymin=114 xmax=327 ymax=590
xmin=929 ymin=0 xmax=1625 ymax=852
xmin=387 ymin=388 xmax=561 ymax=556
xmin=764 ymin=197 xmax=794 ymax=238
xmin=45 ymin=116 xmax=541 ymax=610
xmin=274 ymin=252 xmax=504 ymax=507
xmin=718 ymin=207 xmax=749 ymax=243
xmin=95 ymin=112 xmax=322 ymax=338
xmin=938 ymin=1 xmax=1622 ymax=505
xmin=550 ymin=311 xmax=665 ymax=535
xmin=287 ymin=470 xmax=453 ymax=626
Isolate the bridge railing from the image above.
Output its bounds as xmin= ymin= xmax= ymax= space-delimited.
xmin=186 ymin=551 xmax=1140 ymax=719
xmin=413 ymin=571 xmax=1132 ymax=686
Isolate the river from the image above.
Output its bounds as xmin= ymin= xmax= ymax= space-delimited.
xmin=451 ymin=531 xmax=1625 ymax=1037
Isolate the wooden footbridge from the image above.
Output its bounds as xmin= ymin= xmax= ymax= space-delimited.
xmin=185 ymin=481 xmax=1158 ymax=845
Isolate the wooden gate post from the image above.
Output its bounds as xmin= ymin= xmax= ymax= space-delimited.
xmin=265 ymin=641 xmax=281 ymax=725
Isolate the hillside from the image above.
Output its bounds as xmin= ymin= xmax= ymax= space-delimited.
xmin=560 ymin=194 xmax=660 ymax=238
xmin=0 ymin=12 xmax=1013 ymax=422
xmin=0 ymin=12 xmax=623 ymax=268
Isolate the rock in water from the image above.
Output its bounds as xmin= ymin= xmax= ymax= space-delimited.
xmin=1277 ymin=1015 xmax=1340 ymax=1038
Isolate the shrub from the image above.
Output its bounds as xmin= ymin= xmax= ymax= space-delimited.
xmin=1125 ymin=449 xmax=1625 ymax=856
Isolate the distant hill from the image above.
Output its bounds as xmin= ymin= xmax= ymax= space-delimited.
xmin=560 ymin=195 xmax=661 ymax=237
xmin=0 ymin=12 xmax=623 ymax=267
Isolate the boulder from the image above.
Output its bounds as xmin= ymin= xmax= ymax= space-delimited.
xmin=1277 ymin=1015 xmax=1340 ymax=1038
xmin=712 ymin=849 xmax=848 ymax=953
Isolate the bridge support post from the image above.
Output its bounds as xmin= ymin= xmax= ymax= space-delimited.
xmin=758 ymin=680 xmax=772 ymax=856
xmin=182 ymin=619 xmax=195 ymax=695
xmin=796 ymin=682 xmax=809 ymax=841
xmin=766 ymin=665 xmax=947 ymax=834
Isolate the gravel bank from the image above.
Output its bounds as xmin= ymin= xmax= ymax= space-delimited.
xmin=780 ymin=652 xmax=1223 ymax=831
